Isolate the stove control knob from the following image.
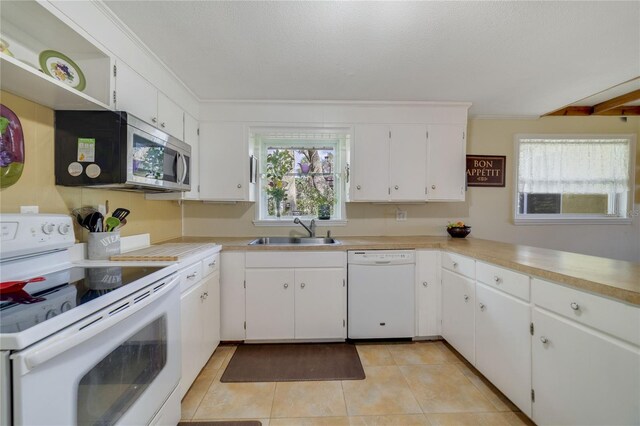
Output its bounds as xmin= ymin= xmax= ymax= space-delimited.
xmin=45 ymin=309 xmax=59 ymax=320
xmin=61 ymin=302 xmax=72 ymax=312
xmin=42 ymin=223 xmax=55 ymax=235
xmin=58 ymin=223 xmax=71 ymax=235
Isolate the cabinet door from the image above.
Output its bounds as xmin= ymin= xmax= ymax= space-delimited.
xmin=294 ymin=268 xmax=346 ymax=339
xmin=199 ymin=123 xmax=248 ymax=201
xmin=416 ymin=250 xmax=440 ymax=337
xmin=220 ymin=252 xmax=246 ymax=340
xmin=476 ymin=283 xmax=531 ymax=416
xmin=441 ymin=269 xmax=475 ymax=363
xmin=115 ymin=61 xmax=158 ymax=126
xmin=157 ymin=92 xmax=184 ymax=139
xmin=351 ymin=125 xmax=390 ymax=201
xmin=532 ymin=308 xmax=640 ymax=426
xmin=245 ymin=269 xmax=295 ymax=340
xmin=201 ymin=271 xmax=221 ymax=364
xmin=390 ymin=125 xmax=427 ymax=201
xmin=183 ymin=113 xmax=199 ymax=200
xmin=179 ymin=280 xmax=205 ymax=399
xmin=426 ymin=124 xmax=466 ymax=201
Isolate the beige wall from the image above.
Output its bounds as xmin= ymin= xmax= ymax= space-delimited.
xmin=184 ymin=116 xmax=639 ymax=262
xmin=0 ymin=91 xmax=182 ymax=243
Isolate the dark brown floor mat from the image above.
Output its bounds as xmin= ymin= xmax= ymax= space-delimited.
xmin=220 ymin=343 xmax=365 ymax=382
xmin=178 ymin=421 xmax=261 ymax=426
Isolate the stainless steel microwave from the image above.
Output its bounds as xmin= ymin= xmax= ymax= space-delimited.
xmin=55 ymin=111 xmax=191 ymax=192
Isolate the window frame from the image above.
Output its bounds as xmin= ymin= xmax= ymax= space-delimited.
xmin=513 ymin=133 xmax=636 ymax=225
xmin=251 ymin=126 xmax=350 ymax=226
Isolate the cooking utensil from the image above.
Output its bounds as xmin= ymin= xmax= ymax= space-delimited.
xmin=0 ymin=276 xmax=46 ymax=292
xmin=105 ymin=216 xmax=120 ymax=232
xmin=111 ymin=208 xmax=130 ymax=221
xmin=86 ymin=212 xmax=104 ymax=232
xmin=115 ymin=218 xmax=127 ymax=230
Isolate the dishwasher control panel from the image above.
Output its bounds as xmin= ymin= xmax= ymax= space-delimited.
xmin=347 ymin=250 xmax=415 ymax=265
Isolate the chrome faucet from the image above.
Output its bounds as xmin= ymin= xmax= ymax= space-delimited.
xmin=293 ymin=217 xmax=316 ymax=237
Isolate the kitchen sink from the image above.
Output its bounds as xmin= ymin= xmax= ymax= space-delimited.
xmin=248 ymin=237 xmax=341 ymax=245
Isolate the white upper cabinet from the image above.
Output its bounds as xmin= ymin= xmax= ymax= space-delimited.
xmin=351 ymin=125 xmax=390 ymax=201
xmin=390 ymin=125 xmax=428 ymax=201
xmin=199 ymin=122 xmax=253 ymax=201
xmin=0 ymin=1 xmax=114 ymax=110
xmin=350 ymin=124 xmax=427 ymax=202
xmin=115 ymin=61 xmax=184 ymax=140
xmin=115 ymin=61 xmax=157 ymax=124
xmin=426 ymin=124 xmax=466 ymax=201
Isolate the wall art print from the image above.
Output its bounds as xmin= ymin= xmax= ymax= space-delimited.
xmin=0 ymin=104 xmax=25 ymax=188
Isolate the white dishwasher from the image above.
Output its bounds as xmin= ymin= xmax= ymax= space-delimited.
xmin=347 ymin=250 xmax=415 ymax=338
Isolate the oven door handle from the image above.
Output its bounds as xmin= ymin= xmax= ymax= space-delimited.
xmin=22 ymin=275 xmax=178 ymax=372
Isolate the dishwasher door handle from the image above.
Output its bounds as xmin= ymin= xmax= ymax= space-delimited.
xmin=374 ymin=260 xmax=392 ymax=264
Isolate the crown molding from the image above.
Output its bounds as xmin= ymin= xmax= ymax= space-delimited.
xmin=92 ymin=0 xmax=200 ymax=102
xmin=200 ymin=99 xmax=472 ymax=108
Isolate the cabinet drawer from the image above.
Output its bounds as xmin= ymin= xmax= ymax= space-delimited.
xmin=202 ymin=253 xmax=220 ymax=277
xmin=246 ymin=251 xmax=346 ymax=268
xmin=441 ymin=252 xmax=475 ymax=278
xmin=532 ymin=278 xmax=640 ymax=346
xmin=179 ymin=261 xmax=203 ymax=293
xmin=476 ymin=261 xmax=530 ymax=302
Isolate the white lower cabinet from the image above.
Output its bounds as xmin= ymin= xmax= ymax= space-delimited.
xmin=416 ymin=250 xmax=440 ymax=337
xmin=245 ymin=269 xmax=295 ymax=340
xmin=179 ymin=253 xmax=221 ymax=399
xmin=245 ymin=263 xmax=346 ymax=341
xmin=294 ymin=268 xmax=346 ymax=339
xmin=220 ymin=252 xmax=247 ymax=340
xmin=441 ymin=268 xmax=475 ymax=363
xmin=245 ymin=267 xmax=346 ymax=341
xmin=475 ymin=283 xmax=531 ymax=416
xmin=532 ymin=308 xmax=640 ymax=425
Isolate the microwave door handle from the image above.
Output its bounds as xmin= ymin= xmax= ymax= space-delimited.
xmin=21 ymin=276 xmax=178 ymax=372
xmin=181 ymin=153 xmax=188 ymax=184
xmin=174 ymin=153 xmax=181 ymax=184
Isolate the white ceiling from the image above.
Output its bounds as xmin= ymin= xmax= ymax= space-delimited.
xmin=103 ymin=1 xmax=640 ymax=117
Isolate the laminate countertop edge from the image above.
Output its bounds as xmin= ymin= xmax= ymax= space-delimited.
xmin=165 ymin=236 xmax=640 ymax=306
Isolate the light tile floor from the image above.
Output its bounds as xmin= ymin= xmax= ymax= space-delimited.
xmin=180 ymin=341 xmax=535 ymax=426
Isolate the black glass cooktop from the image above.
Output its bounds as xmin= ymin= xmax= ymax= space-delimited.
xmin=0 ymin=266 xmax=165 ymax=334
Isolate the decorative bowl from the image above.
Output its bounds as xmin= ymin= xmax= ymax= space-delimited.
xmin=447 ymin=226 xmax=471 ymax=238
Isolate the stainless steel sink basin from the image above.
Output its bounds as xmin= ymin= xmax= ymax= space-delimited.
xmin=248 ymin=237 xmax=341 ymax=245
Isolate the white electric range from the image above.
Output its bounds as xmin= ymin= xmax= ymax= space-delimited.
xmin=0 ymin=214 xmax=181 ymax=426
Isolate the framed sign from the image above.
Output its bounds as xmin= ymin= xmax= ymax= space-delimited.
xmin=466 ymin=155 xmax=506 ymax=187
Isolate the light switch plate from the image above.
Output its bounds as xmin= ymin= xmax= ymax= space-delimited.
xmin=396 ymin=210 xmax=407 ymax=221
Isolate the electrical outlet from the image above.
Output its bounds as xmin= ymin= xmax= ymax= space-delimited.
xmin=20 ymin=206 xmax=39 ymax=214
xmin=98 ymin=204 xmax=106 ymax=216
xmin=396 ymin=210 xmax=407 ymax=221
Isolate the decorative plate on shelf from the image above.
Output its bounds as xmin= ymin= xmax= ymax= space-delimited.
xmin=38 ymin=50 xmax=86 ymax=91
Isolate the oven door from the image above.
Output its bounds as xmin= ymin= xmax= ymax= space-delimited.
xmin=11 ymin=275 xmax=181 ymax=426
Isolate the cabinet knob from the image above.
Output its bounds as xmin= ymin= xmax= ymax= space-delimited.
xmin=283 ymin=283 xmax=288 ymax=289
xmin=356 ymin=185 xmax=361 ymax=190
xmin=570 ymin=302 xmax=580 ymax=311
xmin=479 ymin=303 xmax=486 ymax=311
xmin=300 ymin=283 xmax=305 ymax=288
xmin=463 ymin=294 xmax=469 ymax=302
xmin=493 ymin=276 xmax=501 ymax=283
xmin=237 ymin=184 xmax=242 ymax=188
xmin=187 ymin=272 xmax=198 ymax=279
xmin=452 ymin=262 xmax=458 ymax=268
xmin=394 ymin=185 xmax=399 ymax=190
xmin=431 ymin=185 xmax=436 ymax=190
xmin=151 ymin=117 xmax=157 ymax=123
xmin=422 ymin=281 xmax=428 ymax=287
xmin=160 ymin=122 xmax=166 ymax=128
xmin=208 ymin=261 xmax=216 ymax=267
xmin=540 ymin=336 xmax=549 ymax=344
xmin=203 ymin=292 xmax=208 ymax=299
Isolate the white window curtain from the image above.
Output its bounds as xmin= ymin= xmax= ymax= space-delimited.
xmin=518 ymin=138 xmax=630 ymax=194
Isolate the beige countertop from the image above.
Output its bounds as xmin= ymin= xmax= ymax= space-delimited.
xmin=165 ymin=236 xmax=640 ymax=306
